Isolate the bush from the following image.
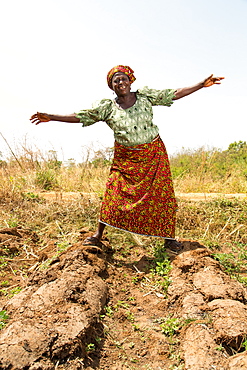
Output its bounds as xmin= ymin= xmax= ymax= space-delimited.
xmin=35 ymin=169 xmax=58 ymax=190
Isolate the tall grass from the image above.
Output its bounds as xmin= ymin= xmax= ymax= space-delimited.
xmin=0 ymin=149 xmax=109 ymax=197
xmin=170 ymin=141 xmax=247 ymax=193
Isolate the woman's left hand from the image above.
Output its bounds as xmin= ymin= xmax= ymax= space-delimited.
xmin=203 ymin=74 xmax=225 ymax=87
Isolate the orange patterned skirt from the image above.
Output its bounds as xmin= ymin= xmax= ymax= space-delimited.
xmin=99 ymin=136 xmax=177 ymax=238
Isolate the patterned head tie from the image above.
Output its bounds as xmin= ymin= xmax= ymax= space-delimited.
xmin=107 ymin=65 xmax=136 ymax=89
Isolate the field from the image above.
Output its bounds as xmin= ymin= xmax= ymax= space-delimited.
xmin=0 ymin=142 xmax=247 ymax=369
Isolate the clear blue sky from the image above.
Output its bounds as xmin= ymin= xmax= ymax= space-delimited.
xmin=0 ymin=0 xmax=246 ymax=162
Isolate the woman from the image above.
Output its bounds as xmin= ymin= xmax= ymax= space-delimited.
xmin=30 ymin=65 xmax=224 ymax=252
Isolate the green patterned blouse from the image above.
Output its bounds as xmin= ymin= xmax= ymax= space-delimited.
xmin=76 ymin=86 xmax=176 ymax=147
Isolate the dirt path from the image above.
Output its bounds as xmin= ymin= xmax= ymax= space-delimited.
xmin=38 ymin=191 xmax=247 ymax=202
xmin=176 ymin=192 xmax=246 ymax=201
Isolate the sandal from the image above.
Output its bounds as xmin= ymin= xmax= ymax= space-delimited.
xmin=83 ymin=236 xmax=103 ymax=248
xmin=164 ymin=239 xmax=183 ymax=254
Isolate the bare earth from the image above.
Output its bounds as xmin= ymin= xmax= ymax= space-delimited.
xmin=0 ymin=193 xmax=247 ymax=369
xmin=176 ymin=192 xmax=246 ymax=202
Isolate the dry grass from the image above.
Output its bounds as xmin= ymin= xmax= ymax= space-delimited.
xmin=176 ymin=198 xmax=247 ymax=246
xmin=173 ymin=172 xmax=247 ymax=193
xmin=0 ymin=162 xmax=108 ymax=196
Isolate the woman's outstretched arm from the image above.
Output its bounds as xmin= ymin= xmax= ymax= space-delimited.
xmin=173 ymin=74 xmax=224 ymax=100
xmin=30 ymin=112 xmax=80 ymax=125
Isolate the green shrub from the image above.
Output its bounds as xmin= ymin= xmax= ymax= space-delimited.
xmin=35 ymin=169 xmax=58 ymax=190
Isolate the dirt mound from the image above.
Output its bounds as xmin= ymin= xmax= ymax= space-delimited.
xmin=0 ymin=242 xmax=107 ymax=370
xmin=0 ymin=229 xmax=247 ymax=369
xmin=169 ymin=247 xmax=247 ymax=369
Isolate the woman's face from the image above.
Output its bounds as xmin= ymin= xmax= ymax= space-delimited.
xmin=111 ymin=72 xmax=131 ymax=96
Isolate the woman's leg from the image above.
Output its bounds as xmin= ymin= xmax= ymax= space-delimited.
xmin=83 ymin=222 xmax=106 ymax=246
xmin=92 ymin=222 xmax=106 ymax=241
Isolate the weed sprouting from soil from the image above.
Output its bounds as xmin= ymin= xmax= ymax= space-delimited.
xmin=151 ymin=242 xmax=172 ymax=294
xmin=160 ymin=316 xmax=182 ymax=338
xmin=213 ymin=242 xmax=247 ymax=285
xmin=241 ymin=338 xmax=247 ymax=351
xmin=0 ymin=310 xmax=9 ymax=329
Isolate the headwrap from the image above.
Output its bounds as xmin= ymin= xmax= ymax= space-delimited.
xmin=107 ymin=65 xmax=136 ymax=89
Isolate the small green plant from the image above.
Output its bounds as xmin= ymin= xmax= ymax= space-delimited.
xmin=151 ymin=242 xmax=172 ymax=293
xmin=105 ymin=305 xmax=114 ymax=317
xmin=238 ymin=276 xmax=247 ymax=286
xmin=160 ymin=316 xmax=182 ymax=338
xmin=85 ymin=343 xmax=95 ymax=353
xmin=132 ymin=323 xmax=140 ymax=331
xmin=130 ymin=357 xmax=138 ymax=363
xmin=35 ymin=169 xmax=58 ymax=190
xmin=0 ymin=257 xmax=8 ymax=269
xmin=213 ymin=246 xmax=247 ymax=286
xmin=213 ymin=252 xmax=241 ymax=275
xmin=56 ymin=241 xmax=70 ymax=252
xmin=241 ymin=338 xmax=247 ymax=351
xmin=0 ymin=281 xmax=9 ymax=287
xmin=0 ymin=289 xmax=8 ymax=296
xmin=155 ymin=260 xmax=172 ymax=276
xmin=0 ymin=310 xmax=9 ymax=329
xmin=8 ymin=286 xmax=22 ymax=298
xmin=132 ymin=276 xmax=139 ymax=284
xmin=22 ymin=192 xmax=41 ymax=202
xmin=215 ymin=344 xmax=224 ymax=351
xmin=126 ymin=311 xmax=135 ymax=322
xmin=5 ymin=216 xmax=19 ymax=228
xmin=152 ymin=243 xmax=172 ymax=275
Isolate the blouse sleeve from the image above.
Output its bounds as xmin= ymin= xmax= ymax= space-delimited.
xmin=75 ymin=99 xmax=112 ymax=127
xmin=137 ymin=86 xmax=177 ymax=107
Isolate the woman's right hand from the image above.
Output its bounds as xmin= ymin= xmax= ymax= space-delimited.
xmin=30 ymin=112 xmax=51 ymax=125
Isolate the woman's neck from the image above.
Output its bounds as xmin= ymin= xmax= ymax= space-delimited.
xmin=116 ymin=92 xmax=136 ymax=109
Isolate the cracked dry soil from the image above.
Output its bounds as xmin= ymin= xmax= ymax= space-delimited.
xmin=0 ymin=228 xmax=247 ymax=370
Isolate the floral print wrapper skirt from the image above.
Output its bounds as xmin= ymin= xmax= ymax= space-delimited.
xmin=99 ymin=136 xmax=177 ymax=238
